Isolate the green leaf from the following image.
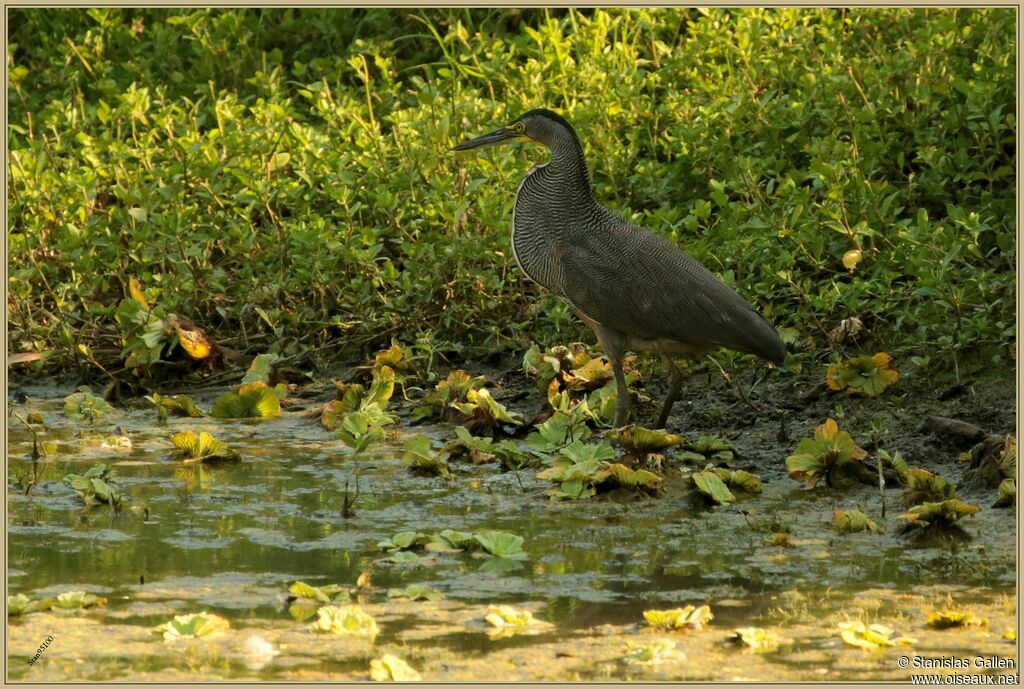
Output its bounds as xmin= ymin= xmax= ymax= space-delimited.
xmin=210 ymin=381 xmax=282 ymax=418
xmin=386 ymin=585 xmax=443 ymax=601
xmin=473 ymin=530 xmax=526 ymax=559
xmin=307 ymin=605 xmax=378 ymax=637
xmin=63 ymin=389 xmax=112 ymax=421
xmin=832 ymin=509 xmax=881 ymax=533
xmin=52 ymin=590 xmax=106 ymax=610
xmin=402 ymin=434 xmax=449 ymax=476
xmin=826 ymin=353 xmax=899 ymax=397
xmin=365 ymin=365 xmax=396 ymax=407
xmin=370 ymin=654 xmax=422 ymax=681
xmin=153 ymin=612 xmax=230 ymax=641
xmin=927 ymin=609 xmax=987 ymax=630
xmin=899 ymin=499 xmax=981 ymax=529
xmin=606 ymin=425 xmax=686 ymax=453
xmin=838 ymin=621 xmax=916 ymax=649
xmin=993 ymin=478 xmax=1015 ymax=508
xmin=902 ymin=467 xmax=958 ymax=505
xmin=451 ymin=388 xmax=524 ymax=434
xmin=605 ymin=463 xmax=663 ymax=492
xmin=692 ymin=469 xmax=735 ymax=505
xmin=242 ymin=353 xmax=279 ymax=385
xmin=623 ymin=639 xmax=681 ymax=665
xmin=785 ymin=418 xmax=867 ymax=487
xmin=377 ymin=531 xmax=427 ymax=551
xmin=643 ymin=604 xmax=714 ymax=631
xmin=731 ymin=627 xmax=784 ymax=652
xmin=483 ymin=604 xmax=551 ymax=638
xmin=170 ymin=431 xmax=240 ymax=463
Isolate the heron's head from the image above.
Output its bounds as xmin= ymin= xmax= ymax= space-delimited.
xmin=452 ymin=109 xmax=578 ymax=152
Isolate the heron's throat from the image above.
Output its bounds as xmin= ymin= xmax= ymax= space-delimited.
xmin=511 ymin=134 xmax=598 ymax=293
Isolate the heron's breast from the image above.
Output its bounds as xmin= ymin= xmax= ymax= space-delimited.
xmin=512 ymin=163 xmax=563 ymax=292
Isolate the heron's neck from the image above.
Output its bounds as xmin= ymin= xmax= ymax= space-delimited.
xmin=546 ymin=136 xmax=592 ymax=196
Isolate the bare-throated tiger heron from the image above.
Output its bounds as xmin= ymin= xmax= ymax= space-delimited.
xmin=453 ymin=109 xmax=785 ymax=428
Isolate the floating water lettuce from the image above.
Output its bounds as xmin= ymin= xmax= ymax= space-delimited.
xmin=643 ymin=605 xmax=713 ymax=631
xmin=605 ymin=425 xmax=685 ymax=465
xmin=526 ymin=409 xmax=593 ymax=455
xmin=678 ymin=435 xmax=736 ymax=464
xmin=288 ymin=581 xmax=351 ymax=604
xmin=402 ymin=435 xmax=449 ymax=477
xmin=522 ymin=343 xmax=585 ymax=391
xmin=307 ymin=605 xmax=378 ymax=638
xmin=384 ymin=551 xmax=431 ymax=565
xmin=826 ymin=352 xmax=899 ymax=397
xmin=484 ymin=605 xmax=551 ymax=638
xmin=536 ymin=441 xmax=617 ymax=500
xmin=691 ymin=469 xmax=735 ymax=505
xmin=877 ymin=449 xmax=909 ymax=482
xmin=927 ymin=609 xmax=987 ymax=630
xmin=694 ymin=467 xmax=763 ymax=503
xmin=442 ymin=427 xmax=532 ymax=470
xmin=169 ymin=431 xmax=240 ymax=464
xmin=473 ymin=530 xmax=527 ymax=559
xmin=837 ymin=621 xmax=916 ymax=650
xmin=538 ymin=441 xmax=661 ymax=498
xmin=451 ymin=388 xmax=524 ymax=435
xmin=211 ymin=381 xmax=281 ymax=418
xmin=370 ymin=654 xmax=422 ymax=681
xmin=786 ymin=418 xmax=867 ymax=487
xmin=623 ymin=639 xmax=683 ymax=665
xmin=336 ymin=407 xmax=395 ymax=454
xmin=993 ymin=478 xmax=1015 ymax=508
xmin=154 ymin=612 xmax=230 ymax=642
xmin=323 ymin=366 xmax=397 ymax=430
xmin=377 ymin=531 xmax=429 ymax=552
xmin=62 ymin=464 xmax=121 ymax=507
xmin=7 ymin=594 xmax=30 ymax=616
xmin=605 ymin=463 xmax=663 ymax=494
xmin=762 ymin=532 xmax=796 ymax=548
xmin=902 ymin=467 xmax=958 ymax=506
xmin=52 ymin=590 xmax=107 ymax=610
xmin=371 ymin=343 xmax=416 ymax=380
xmin=386 ymin=585 xmax=443 ymax=602
xmin=832 ymin=509 xmax=881 ymax=533
xmin=241 ymin=353 xmax=278 ymax=385
xmin=146 ymin=392 xmax=206 ymax=418
xmin=411 ymin=370 xmax=487 ymax=422
xmin=63 ymin=388 xmax=112 ymax=422
xmin=899 ymin=500 xmax=981 ymax=530
xmin=731 ymin=627 xmax=784 ymax=652
xmin=1000 ymin=436 xmax=1016 ymax=474
xmin=425 ymin=529 xmax=475 ymax=554
xmin=7 ymin=594 xmax=56 ymax=616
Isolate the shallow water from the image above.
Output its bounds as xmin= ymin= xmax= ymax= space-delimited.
xmin=7 ymin=383 xmax=1018 ymax=681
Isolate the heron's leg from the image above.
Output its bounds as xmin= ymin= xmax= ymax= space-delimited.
xmin=611 ymin=354 xmax=632 ymax=427
xmin=577 ymin=315 xmax=632 ymax=427
xmin=655 ymin=354 xmax=683 ymax=429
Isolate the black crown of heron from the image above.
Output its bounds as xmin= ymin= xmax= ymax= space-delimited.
xmin=453 ymin=109 xmax=785 ymax=428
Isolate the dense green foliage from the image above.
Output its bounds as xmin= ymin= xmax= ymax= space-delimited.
xmin=7 ymin=8 xmax=1015 ymax=377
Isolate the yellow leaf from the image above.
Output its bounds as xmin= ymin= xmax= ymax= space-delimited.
xmin=176 ymin=323 xmax=212 ymax=359
xmin=842 ymin=249 xmax=862 ymax=271
xmin=128 ymin=277 xmax=149 ymax=308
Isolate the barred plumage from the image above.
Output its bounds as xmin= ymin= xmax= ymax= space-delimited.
xmin=454 ymin=108 xmax=785 ymax=428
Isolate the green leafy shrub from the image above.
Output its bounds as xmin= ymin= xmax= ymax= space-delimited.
xmin=7 ymin=8 xmax=1015 ymax=378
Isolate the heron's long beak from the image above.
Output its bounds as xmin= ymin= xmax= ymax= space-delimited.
xmin=451 ymin=127 xmax=524 ymax=152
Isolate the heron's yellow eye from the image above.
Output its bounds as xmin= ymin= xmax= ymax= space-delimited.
xmin=512 ymin=122 xmax=525 ymax=133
